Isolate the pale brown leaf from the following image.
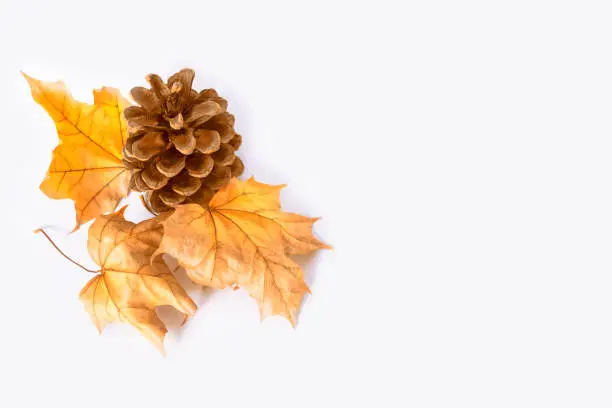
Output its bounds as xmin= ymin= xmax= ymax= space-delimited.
xmin=155 ymin=177 xmax=329 ymax=325
xmin=80 ymin=207 xmax=197 ymax=352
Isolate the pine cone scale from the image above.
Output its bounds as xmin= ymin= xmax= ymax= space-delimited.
xmin=157 ymin=149 xmax=186 ymax=177
xmin=186 ymin=154 xmax=214 ymax=178
xmin=194 ymin=129 xmax=221 ymax=154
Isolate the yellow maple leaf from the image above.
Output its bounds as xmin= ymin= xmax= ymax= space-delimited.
xmin=79 ymin=207 xmax=197 ymax=353
xmin=155 ymin=177 xmax=330 ymax=325
xmin=24 ymin=74 xmax=131 ymax=230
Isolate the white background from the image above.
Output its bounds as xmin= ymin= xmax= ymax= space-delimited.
xmin=0 ymin=0 xmax=611 ymax=407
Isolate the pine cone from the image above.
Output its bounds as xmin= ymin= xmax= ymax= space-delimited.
xmin=122 ymin=69 xmax=244 ymax=213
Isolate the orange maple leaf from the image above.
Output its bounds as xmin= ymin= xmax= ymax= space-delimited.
xmin=24 ymin=74 xmax=131 ymax=230
xmin=79 ymin=207 xmax=197 ymax=353
xmin=155 ymin=177 xmax=330 ymax=325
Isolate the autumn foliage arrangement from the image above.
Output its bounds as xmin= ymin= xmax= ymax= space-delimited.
xmin=25 ymin=69 xmax=329 ymax=353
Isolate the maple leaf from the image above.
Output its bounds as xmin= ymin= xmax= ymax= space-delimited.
xmin=155 ymin=177 xmax=330 ymax=325
xmin=24 ymin=74 xmax=131 ymax=230
xmin=79 ymin=207 xmax=197 ymax=353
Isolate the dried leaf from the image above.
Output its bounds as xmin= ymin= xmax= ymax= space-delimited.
xmin=80 ymin=207 xmax=196 ymax=352
xmin=155 ymin=177 xmax=329 ymax=325
xmin=24 ymin=74 xmax=131 ymax=230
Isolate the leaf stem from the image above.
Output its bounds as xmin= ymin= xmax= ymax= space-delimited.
xmin=35 ymin=228 xmax=98 ymax=274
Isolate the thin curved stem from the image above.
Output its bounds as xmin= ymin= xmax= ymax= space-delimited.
xmin=35 ymin=228 xmax=98 ymax=274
